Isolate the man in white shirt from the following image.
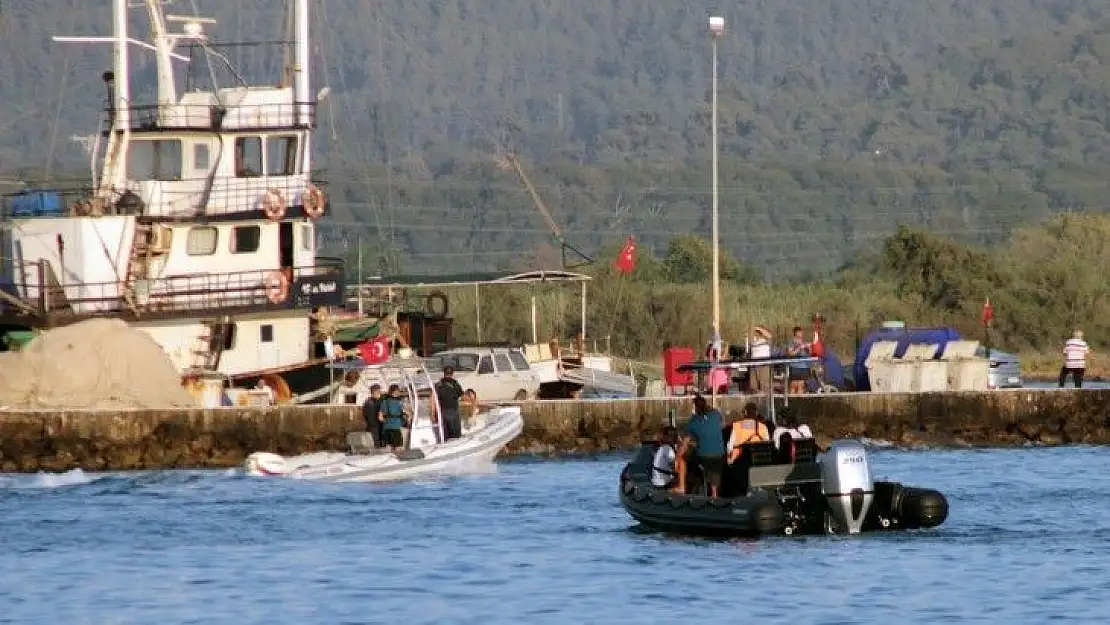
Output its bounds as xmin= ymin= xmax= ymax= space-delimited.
xmin=651 ymin=426 xmax=678 ymax=488
xmin=1059 ymin=329 xmax=1091 ymax=388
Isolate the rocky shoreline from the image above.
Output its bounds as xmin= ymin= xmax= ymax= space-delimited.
xmin=1 ymin=389 xmax=1108 ymax=473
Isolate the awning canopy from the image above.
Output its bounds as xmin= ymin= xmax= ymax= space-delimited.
xmin=348 ymin=270 xmax=592 ymax=290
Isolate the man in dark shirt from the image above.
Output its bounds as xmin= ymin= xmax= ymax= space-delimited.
xmin=435 ymin=367 xmax=465 ymax=440
xmin=674 ymin=394 xmax=726 ymax=497
xmin=361 ymin=383 xmax=384 ymax=447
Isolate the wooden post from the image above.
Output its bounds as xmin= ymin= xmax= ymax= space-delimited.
xmin=474 ymin=282 xmax=482 ymax=345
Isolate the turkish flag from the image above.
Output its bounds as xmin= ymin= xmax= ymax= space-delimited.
xmin=358 ymin=335 xmax=391 ymax=364
xmin=981 ymin=298 xmax=994 ymax=327
xmin=614 ymin=236 xmax=636 ymax=274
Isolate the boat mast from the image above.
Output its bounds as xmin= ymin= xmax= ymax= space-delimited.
xmin=293 ymin=0 xmax=312 ymax=168
xmin=144 ymin=0 xmax=177 ymax=113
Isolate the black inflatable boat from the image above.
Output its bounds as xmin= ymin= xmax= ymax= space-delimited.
xmin=619 ymin=436 xmax=948 ymax=537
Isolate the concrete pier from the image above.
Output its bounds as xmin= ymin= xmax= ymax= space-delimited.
xmin=1 ymin=390 xmax=1108 ymax=472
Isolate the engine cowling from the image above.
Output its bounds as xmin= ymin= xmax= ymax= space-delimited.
xmin=820 ymin=440 xmax=874 ymax=534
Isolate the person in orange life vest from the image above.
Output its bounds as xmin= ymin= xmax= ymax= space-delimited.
xmin=726 ymin=401 xmax=771 ymax=464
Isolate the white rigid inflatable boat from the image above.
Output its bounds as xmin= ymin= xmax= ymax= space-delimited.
xmin=244 ymin=360 xmax=524 ymax=482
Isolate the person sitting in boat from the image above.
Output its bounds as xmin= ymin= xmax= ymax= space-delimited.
xmin=461 ymin=389 xmax=484 ymax=429
xmin=726 ymin=401 xmax=771 ymax=465
xmin=651 ymin=426 xmax=679 ymax=489
xmin=377 ymin=384 xmax=408 ymax=450
xmin=772 ymin=413 xmax=814 ymax=462
xmin=674 ymin=395 xmax=726 ymax=497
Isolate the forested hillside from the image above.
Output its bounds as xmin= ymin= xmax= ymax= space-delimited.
xmin=3 ymin=1 xmax=1110 ymax=278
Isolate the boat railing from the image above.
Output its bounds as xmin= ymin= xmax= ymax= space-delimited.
xmin=0 ymin=258 xmax=344 ymax=319
xmin=2 ymin=173 xmax=330 ymax=220
xmin=108 ymin=100 xmax=318 ymax=133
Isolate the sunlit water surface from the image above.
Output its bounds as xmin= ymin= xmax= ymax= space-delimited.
xmin=2 ymin=446 xmax=1108 ymax=624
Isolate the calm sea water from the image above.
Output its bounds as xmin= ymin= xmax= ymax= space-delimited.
xmin=1 ymin=446 xmax=1108 ymax=624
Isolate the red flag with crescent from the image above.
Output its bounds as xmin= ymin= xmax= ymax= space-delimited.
xmin=358 ymin=335 xmax=391 ymax=364
xmin=614 ymin=236 xmax=636 ymax=274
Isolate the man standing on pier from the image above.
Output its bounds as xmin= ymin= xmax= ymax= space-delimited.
xmin=1060 ymin=329 xmax=1090 ymax=388
xmin=435 ymin=366 xmax=465 ymax=440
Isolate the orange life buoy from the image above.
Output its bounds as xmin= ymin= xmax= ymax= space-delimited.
xmin=302 ymin=184 xmax=326 ymax=219
xmin=265 ymin=271 xmax=289 ymax=304
xmin=262 ymin=188 xmax=286 ymax=221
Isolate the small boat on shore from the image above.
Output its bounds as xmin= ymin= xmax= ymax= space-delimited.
xmin=245 ymin=362 xmax=523 ymax=482
xmin=618 ymin=356 xmax=949 ymax=536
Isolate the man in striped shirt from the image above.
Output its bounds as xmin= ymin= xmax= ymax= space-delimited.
xmin=1059 ymin=329 xmax=1090 ymax=388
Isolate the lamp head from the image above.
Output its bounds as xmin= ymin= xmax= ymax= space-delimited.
xmin=708 ymin=16 xmax=725 ymax=36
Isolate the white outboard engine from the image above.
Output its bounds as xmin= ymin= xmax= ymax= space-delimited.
xmin=820 ymin=440 xmax=874 ymax=535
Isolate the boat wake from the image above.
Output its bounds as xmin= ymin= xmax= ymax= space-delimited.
xmin=0 ymin=468 xmax=102 ymax=490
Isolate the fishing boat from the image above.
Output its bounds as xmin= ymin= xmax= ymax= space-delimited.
xmin=0 ymin=0 xmax=355 ymax=402
xmin=618 ymin=356 xmax=949 ymax=536
xmin=244 ymin=360 xmax=524 ymax=482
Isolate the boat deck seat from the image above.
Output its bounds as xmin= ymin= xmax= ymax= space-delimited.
xmin=748 ymin=462 xmax=822 ymax=489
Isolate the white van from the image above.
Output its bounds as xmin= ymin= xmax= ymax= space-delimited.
xmin=427 ymin=347 xmax=540 ymax=401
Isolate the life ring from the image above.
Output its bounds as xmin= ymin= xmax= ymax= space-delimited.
xmin=425 ymin=290 xmax=449 ymax=318
xmin=265 ymin=271 xmax=289 ymax=304
xmin=302 ymin=184 xmax=326 ymax=219
xmin=262 ymin=188 xmax=286 ymax=221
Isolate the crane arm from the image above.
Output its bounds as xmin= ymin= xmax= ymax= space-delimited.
xmin=505 ymin=152 xmax=562 ymax=243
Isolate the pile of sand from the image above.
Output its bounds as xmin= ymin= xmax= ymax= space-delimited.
xmin=0 ymin=318 xmax=196 ymax=410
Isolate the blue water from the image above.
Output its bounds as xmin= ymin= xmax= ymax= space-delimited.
xmin=2 ymin=446 xmax=1108 ymax=624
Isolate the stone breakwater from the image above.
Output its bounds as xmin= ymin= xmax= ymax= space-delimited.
xmin=1 ymin=390 xmax=1109 ymax=472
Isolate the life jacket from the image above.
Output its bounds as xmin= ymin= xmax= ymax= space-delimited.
xmin=729 ymin=419 xmax=769 ymax=462
xmin=732 ymin=418 xmax=769 ymax=445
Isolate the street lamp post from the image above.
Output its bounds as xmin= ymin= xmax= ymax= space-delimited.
xmin=708 ymin=16 xmax=724 ymax=405
xmin=709 ymin=16 xmax=724 ymax=346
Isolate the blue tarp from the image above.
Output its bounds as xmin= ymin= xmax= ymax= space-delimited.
xmin=852 ymin=327 xmax=962 ymax=391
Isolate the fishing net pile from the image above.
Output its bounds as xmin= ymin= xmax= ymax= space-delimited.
xmin=0 ymin=318 xmax=196 ymax=410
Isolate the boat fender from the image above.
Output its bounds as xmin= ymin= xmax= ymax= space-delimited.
xmin=425 ymin=291 xmax=449 ymax=318
xmin=262 ymin=188 xmax=286 ymax=221
xmin=649 ymin=490 xmax=670 ymax=505
xmin=687 ymin=495 xmax=709 ymax=511
xmin=632 ymin=486 xmax=651 ymax=502
xmin=395 ymin=448 xmax=426 ymax=461
xmin=302 ymin=184 xmax=327 ymax=219
xmin=265 ymin=271 xmax=290 ymax=305
xmin=621 ymin=480 xmax=635 ymax=496
xmin=668 ymin=495 xmax=685 ymax=509
xmin=708 ymin=497 xmax=732 ymax=509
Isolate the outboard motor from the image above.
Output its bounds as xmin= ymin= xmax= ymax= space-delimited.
xmin=820 ymin=440 xmax=874 ymax=534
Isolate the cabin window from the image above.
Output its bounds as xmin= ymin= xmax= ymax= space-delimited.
xmin=234 ymin=136 xmax=263 ymax=177
xmin=508 ymin=351 xmax=530 ymax=372
xmin=126 ymin=139 xmax=183 ymax=181
xmin=267 ymin=135 xmax=298 ymax=176
xmin=477 ymin=355 xmax=494 ymax=375
xmin=185 ymin=226 xmax=218 ymax=256
xmin=494 ymin=353 xmax=512 ymax=373
xmin=260 ymin=324 xmax=274 ymax=343
xmin=437 ymin=353 xmax=477 ymax=372
xmin=193 ymin=143 xmax=210 ymax=171
xmin=230 ymin=225 xmax=261 ymax=254
xmin=299 ymin=224 xmax=313 ymax=251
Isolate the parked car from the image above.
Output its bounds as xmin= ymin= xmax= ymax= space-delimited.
xmin=427 ymin=347 xmax=541 ymax=401
xmin=977 ymin=346 xmax=1023 ymax=389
